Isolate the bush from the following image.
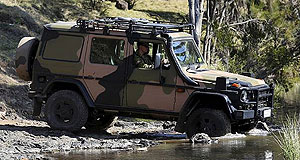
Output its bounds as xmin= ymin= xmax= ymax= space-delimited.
xmin=272 ymin=114 xmax=300 ymax=160
xmin=81 ymin=0 xmax=105 ymax=10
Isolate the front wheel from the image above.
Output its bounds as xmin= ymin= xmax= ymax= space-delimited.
xmin=186 ymin=108 xmax=231 ymax=138
xmin=45 ymin=90 xmax=88 ymax=132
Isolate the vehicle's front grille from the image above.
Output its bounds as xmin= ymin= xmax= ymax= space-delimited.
xmin=243 ymin=84 xmax=274 ymax=110
xmin=255 ymin=86 xmax=274 ymax=108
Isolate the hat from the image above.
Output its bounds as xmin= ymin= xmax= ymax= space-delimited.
xmin=137 ymin=42 xmax=149 ymax=47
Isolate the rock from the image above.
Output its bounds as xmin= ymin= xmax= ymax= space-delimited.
xmin=190 ymin=133 xmax=212 ymax=144
xmin=136 ymin=147 xmax=148 ymax=151
xmin=162 ymin=121 xmax=176 ymax=129
xmin=115 ymin=0 xmax=128 ymax=10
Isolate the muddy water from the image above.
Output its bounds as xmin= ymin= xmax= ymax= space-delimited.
xmin=48 ymin=135 xmax=283 ymax=160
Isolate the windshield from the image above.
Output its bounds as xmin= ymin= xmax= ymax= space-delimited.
xmin=172 ymin=40 xmax=205 ymax=69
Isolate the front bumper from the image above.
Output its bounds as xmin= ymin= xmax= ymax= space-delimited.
xmin=234 ymin=107 xmax=272 ymax=120
xmin=231 ymin=84 xmax=274 ymax=120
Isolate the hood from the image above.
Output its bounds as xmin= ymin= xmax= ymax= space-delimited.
xmin=183 ymin=69 xmax=265 ymax=87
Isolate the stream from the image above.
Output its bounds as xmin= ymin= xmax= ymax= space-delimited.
xmin=49 ymin=135 xmax=283 ymax=160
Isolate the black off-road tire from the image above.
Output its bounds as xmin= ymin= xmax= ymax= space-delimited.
xmin=186 ymin=108 xmax=231 ymax=138
xmin=85 ymin=114 xmax=116 ymax=132
xmin=45 ymin=90 xmax=88 ymax=132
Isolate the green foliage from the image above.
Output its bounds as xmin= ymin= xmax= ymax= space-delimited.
xmin=272 ymin=114 xmax=300 ymax=160
xmin=216 ymin=0 xmax=300 ymax=92
xmin=81 ymin=0 xmax=107 ymax=11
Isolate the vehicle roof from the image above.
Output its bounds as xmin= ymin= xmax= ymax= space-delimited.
xmin=44 ymin=18 xmax=193 ymax=39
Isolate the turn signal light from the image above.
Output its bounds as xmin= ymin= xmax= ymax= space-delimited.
xmin=232 ymin=83 xmax=240 ymax=88
xmin=176 ymin=88 xmax=185 ymax=93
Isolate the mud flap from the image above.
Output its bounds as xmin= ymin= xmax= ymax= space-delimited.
xmin=33 ymin=98 xmax=42 ymax=116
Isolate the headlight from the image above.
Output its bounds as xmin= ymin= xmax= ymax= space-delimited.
xmin=240 ymin=90 xmax=248 ymax=102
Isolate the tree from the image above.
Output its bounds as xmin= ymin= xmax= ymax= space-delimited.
xmin=188 ymin=0 xmax=300 ymax=89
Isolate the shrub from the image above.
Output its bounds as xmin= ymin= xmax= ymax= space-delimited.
xmin=272 ymin=114 xmax=300 ymax=160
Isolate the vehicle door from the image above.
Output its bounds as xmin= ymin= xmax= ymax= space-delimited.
xmin=83 ymin=35 xmax=128 ymax=107
xmin=125 ymin=40 xmax=177 ymax=111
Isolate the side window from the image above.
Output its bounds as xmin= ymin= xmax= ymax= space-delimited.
xmin=90 ymin=37 xmax=125 ymax=65
xmin=133 ymin=41 xmax=169 ymax=69
xmin=43 ymin=35 xmax=83 ymax=61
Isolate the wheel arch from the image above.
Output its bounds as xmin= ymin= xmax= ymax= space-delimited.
xmin=175 ymin=91 xmax=235 ymax=133
xmin=43 ymin=78 xmax=95 ymax=108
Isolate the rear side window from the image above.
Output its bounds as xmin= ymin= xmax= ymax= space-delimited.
xmin=90 ymin=37 xmax=125 ymax=65
xmin=43 ymin=35 xmax=83 ymax=62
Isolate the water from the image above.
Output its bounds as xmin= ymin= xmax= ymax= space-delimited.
xmin=49 ymin=136 xmax=283 ymax=160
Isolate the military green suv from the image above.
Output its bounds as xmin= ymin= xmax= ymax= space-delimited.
xmin=15 ymin=17 xmax=274 ymax=137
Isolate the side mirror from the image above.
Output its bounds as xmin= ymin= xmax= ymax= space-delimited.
xmin=161 ymin=58 xmax=170 ymax=70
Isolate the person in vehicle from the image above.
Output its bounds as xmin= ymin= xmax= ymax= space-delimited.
xmin=134 ymin=42 xmax=153 ymax=68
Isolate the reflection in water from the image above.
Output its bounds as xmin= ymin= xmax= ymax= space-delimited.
xmin=48 ymin=136 xmax=283 ymax=160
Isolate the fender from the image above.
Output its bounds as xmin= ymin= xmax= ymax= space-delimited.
xmin=175 ymin=91 xmax=236 ymax=133
xmin=43 ymin=78 xmax=95 ymax=108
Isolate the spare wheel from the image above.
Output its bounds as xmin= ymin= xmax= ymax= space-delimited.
xmin=15 ymin=37 xmax=39 ymax=81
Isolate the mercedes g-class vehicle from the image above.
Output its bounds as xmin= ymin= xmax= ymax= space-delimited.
xmin=15 ymin=17 xmax=274 ymax=137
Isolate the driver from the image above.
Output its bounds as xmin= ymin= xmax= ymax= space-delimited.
xmin=134 ymin=42 xmax=153 ymax=68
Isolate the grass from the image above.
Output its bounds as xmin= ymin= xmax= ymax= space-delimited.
xmin=104 ymin=0 xmax=189 ymax=22
xmin=272 ymin=114 xmax=300 ymax=160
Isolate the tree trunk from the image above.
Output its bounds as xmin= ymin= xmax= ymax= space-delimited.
xmin=267 ymin=0 xmax=273 ymax=12
xmin=194 ymin=0 xmax=199 ymax=45
xmin=188 ymin=0 xmax=195 ymax=25
xmin=203 ymin=0 xmax=210 ymax=63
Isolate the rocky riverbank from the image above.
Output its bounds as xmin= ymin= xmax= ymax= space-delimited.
xmin=0 ymin=118 xmax=180 ymax=159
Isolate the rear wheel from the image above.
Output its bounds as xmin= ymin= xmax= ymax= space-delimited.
xmin=186 ymin=108 xmax=231 ymax=138
xmin=85 ymin=110 xmax=116 ymax=131
xmin=45 ymin=90 xmax=88 ymax=132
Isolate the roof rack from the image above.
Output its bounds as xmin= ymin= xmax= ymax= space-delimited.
xmin=76 ymin=17 xmax=193 ymax=35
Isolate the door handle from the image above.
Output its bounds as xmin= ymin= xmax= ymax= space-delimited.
xmin=128 ymin=80 xmax=138 ymax=84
